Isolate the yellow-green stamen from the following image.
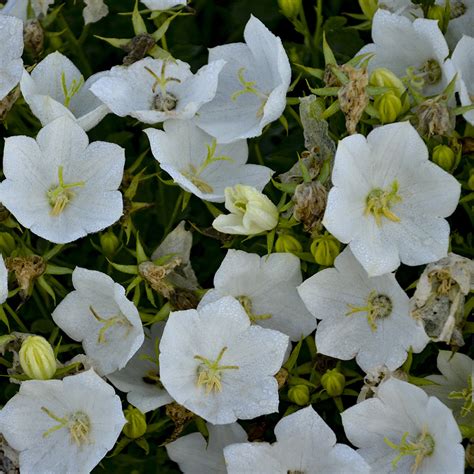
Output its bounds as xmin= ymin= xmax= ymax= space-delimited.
xmin=237 ymin=295 xmax=272 ymax=323
xmin=231 ymin=67 xmax=268 ymax=118
xmin=181 ymin=139 xmax=233 ymax=194
xmin=42 ymin=406 xmax=91 ymax=446
xmin=194 ymin=346 xmax=239 ymax=394
xmin=61 ymin=71 xmax=84 ymax=108
xmin=346 ymin=290 xmax=392 ymax=332
xmin=448 ymin=375 xmax=473 ymax=418
xmin=89 ymin=306 xmax=133 ymax=344
xmin=365 ymin=180 xmax=402 ymax=226
xmin=47 ymin=166 xmax=85 ymax=216
xmin=384 ymin=427 xmax=435 ymax=473
xmin=144 ymin=62 xmax=181 ymax=112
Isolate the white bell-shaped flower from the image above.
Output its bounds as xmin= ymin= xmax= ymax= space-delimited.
xmin=0 ymin=15 xmax=23 ymax=100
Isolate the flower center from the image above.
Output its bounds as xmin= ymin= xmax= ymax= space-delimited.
xmin=89 ymin=306 xmax=133 ymax=344
xmin=41 ymin=407 xmax=91 ymax=446
xmin=144 ymin=62 xmax=181 ymax=112
xmin=406 ymin=59 xmax=442 ymax=90
xmin=47 ymin=166 xmax=85 ymax=216
xmin=194 ymin=346 xmax=239 ymax=394
xmin=61 ymin=71 xmax=84 ymax=108
xmin=346 ymin=291 xmax=392 ymax=332
xmin=231 ymin=67 xmax=269 ymax=118
xmin=181 ymin=139 xmax=233 ymax=194
xmin=365 ymin=180 xmax=401 ymax=226
xmin=450 ymin=0 xmax=466 ymax=18
xmin=384 ymin=427 xmax=435 ymax=473
xmin=237 ymin=295 xmax=272 ymax=322
xmin=448 ymin=375 xmax=473 ymax=418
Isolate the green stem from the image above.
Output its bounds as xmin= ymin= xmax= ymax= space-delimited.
xmin=4 ymin=304 xmax=28 ymax=332
xmin=57 ymin=14 xmax=93 ymax=76
xmin=164 ymin=192 xmax=183 ymax=235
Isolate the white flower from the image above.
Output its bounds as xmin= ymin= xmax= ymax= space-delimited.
xmin=159 ymin=296 xmax=289 ymax=424
xmin=0 ymin=369 xmax=126 ymax=474
xmin=424 ymin=350 xmax=473 ymax=427
xmin=212 ymin=184 xmax=279 ymax=235
xmin=341 ymin=378 xmax=464 ymax=474
xmin=20 ymin=51 xmax=109 ymax=131
xmin=199 ymin=250 xmax=316 ymax=341
xmin=451 ymin=35 xmax=474 ymax=125
xmin=0 ymin=254 xmax=8 ymax=304
xmin=297 ymin=247 xmax=429 ymax=372
xmin=0 ymin=0 xmax=53 ymax=20
xmin=141 ymin=0 xmax=186 ymax=9
xmin=107 ymin=322 xmax=173 ymax=413
xmin=0 ymin=116 xmax=124 ymax=244
xmin=194 ymin=15 xmax=291 ymax=143
xmin=436 ymin=0 xmax=474 ymax=48
xmin=224 ymin=406 xmax=370 ymax=474
xmin=0 ymin=15 xmax=23 ymax=101
xmin=83 ymin=0 xmax=109 ymax=24
xmin=90 ymin=57 xmax=225 ymax=124
xmin=359 ymin=9 xmax=451 ymax=96
xmin=323 ymin=121 xmax=460 ymax=276
xmin=52 ymin=267 xmax=144 ymax=375
xmin=166 ymin=422 xmax=247 ymax=474
xmin=151 ymin=220 xmax=199 ymax=290
xmin=145 ymin=121 xmax=272 ymax=203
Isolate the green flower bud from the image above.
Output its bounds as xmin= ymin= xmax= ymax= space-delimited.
xmin=288 ymin=384 xmax=310 ymax=406
xmin=321 ymin=369 xmax=345 ymax=397
xmin=100 ymin=230 xmax=120 ymax=257
xmin=275 ymin=234 xmax=303 ymax=254
xmin=369 ymin=68 xmax=405 ymax=97
xmin=123 ymin=406 xmax=147 ymax=439
xmin=358 ymin=0 xmax=378 ymax=19
xmin=19 ymin=336 xmax=57 ymax=380
xmin=432 ymin=145 xmax=455 ymax=171
xmin=427 ymin=5 xmax=446 ymax=30
xmin=468 ymin=172 xmax=474 ymax=191
xmin=310 ymin=233 xmax=340 ymax=267
xmin=0 ymin=232 xmax=15 ymax=255
xmin=375 ymin=92 xmax=402 ymax=124
xmin=278 ymin=0 xmax=302 ymax=19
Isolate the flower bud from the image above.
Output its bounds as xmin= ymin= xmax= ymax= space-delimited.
xmin=123 ymin=406 xmax=147 ymax=439
xmin=321 ymin=368 xmax=345 ymax=397
xmin=213 ymin=185 xmax=279 ymax=236
xmin=375 ymin=92 xmax=402 ymax=124
xmin=432 ymin=144 xmax=455 ymax=171
xmin=369 ymin=68 xmax=405 ymax=97
xmin=0 ymin=232 xmax=16 ymax=255
xmin=275 ymin=234 xmax=303 ymax=254
xmin=427 ymin=5 xmax=446 ymax=30
xmin=278 ymin=0 xmax=302 ymax=19
xmin=310 ymin=233 xmax=340 ymax=267
xmin=288 ymin=384 xmax=310 ymax=406
xmin=19 ymin=336 xmax=57 ymax=380
xmin=100 ymin=230 xmax=120 ymax=257
xmin=358 ymin=0 xmax=378 ymax=19
xmin=468 ymin=172 xmax=474 ymax=191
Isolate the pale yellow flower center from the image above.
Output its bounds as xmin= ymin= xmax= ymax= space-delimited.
xmin=194 ymin=346 xmax=239 ymax=394
xmin=237 ymin=295 xmax=272 ymax=322
xmin=346 ymin=291 xmax=392 ymax=332
xmin=365 ymin=180 xmax=402 ymax=226
xmin=89 ymin=305 xmax=133 ymax=344
xmin=231 ymin=67 xmax=269 ymax=118
xmin=42 ymin=407 xmax=91 ymax=446
xmin=47 ymin=166 xmax=85 ymax=216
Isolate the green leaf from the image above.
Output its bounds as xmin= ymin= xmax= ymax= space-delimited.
xmin=284 ymin=338 xmax=303 ymax=371
xmin=322 ymin=32 xmax=337 ymax=66
xmin=45 ymin=264 xmax=73 ymax=275
xmin=132 ymin=0 xmax=148 ymax=35
xmin=108 ymin=261 xmax=139 ymax=275
xmin=151 ymin=11 xmax=180 ymax=41
xmin=94 ymin=36 xmax=130 ymax=48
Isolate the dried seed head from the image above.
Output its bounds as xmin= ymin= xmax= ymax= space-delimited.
xmin=338 ymin=65 xmax=369 ymax=135
xmin=293 ymin=181 xmax=328 ymax=233
xmin=122 ymin=33 xmax=156 ymax=65
xmin=23 ymin=20 xmax=44 ymax=57
xmin=5 ymin=255 xmax=46 ymax=298
xmin=415 ymin=98 xmax=455 ymax=138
